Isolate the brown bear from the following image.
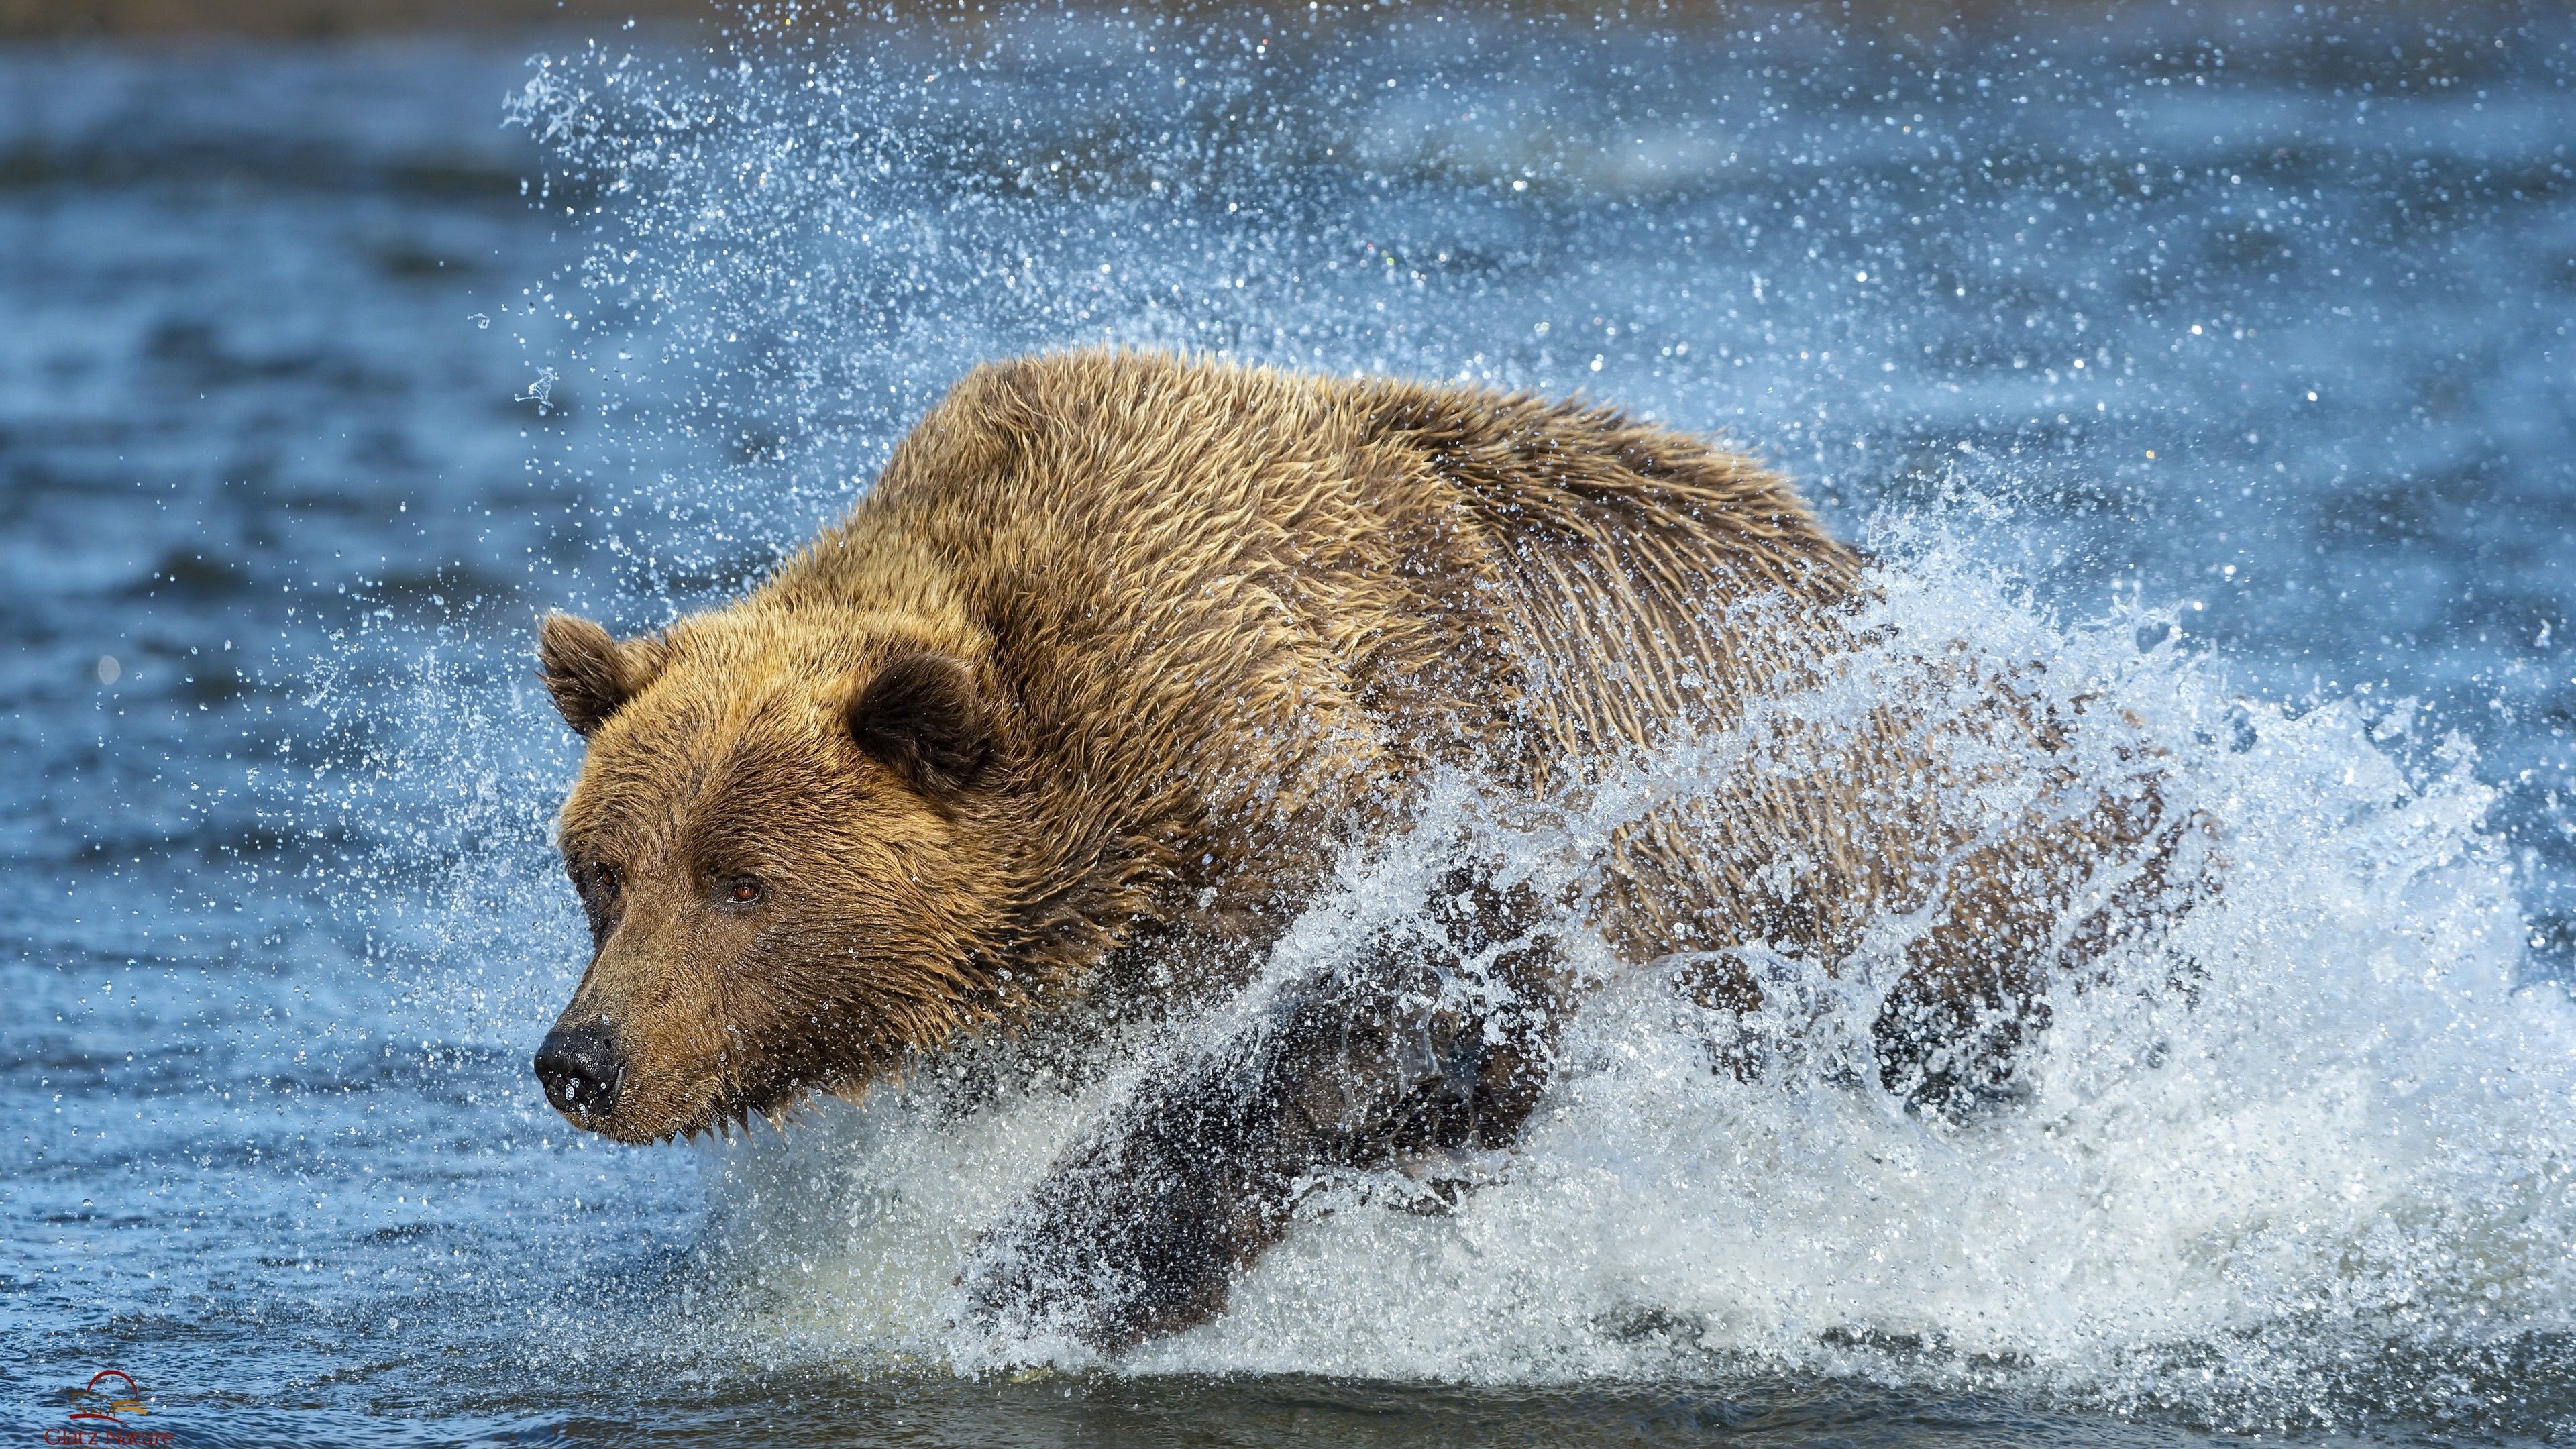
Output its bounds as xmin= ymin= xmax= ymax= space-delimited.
xmin=531 ymin=349 xmax=2200 ymax=1352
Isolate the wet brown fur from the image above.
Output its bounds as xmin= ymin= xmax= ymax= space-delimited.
xmin=535 ymin=350 xmax=2200 ymax=1287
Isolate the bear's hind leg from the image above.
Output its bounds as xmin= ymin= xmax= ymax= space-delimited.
xmin=1871 ymin=785 xmax=2210 ymax=1120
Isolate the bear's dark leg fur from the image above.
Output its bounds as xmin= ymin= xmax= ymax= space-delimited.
xmin=956 ymin=866 xmax=1560 ymax=1352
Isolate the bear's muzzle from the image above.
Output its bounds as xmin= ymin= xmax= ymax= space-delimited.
xmin=534 ymin=1022 xmax=627 ymax=1122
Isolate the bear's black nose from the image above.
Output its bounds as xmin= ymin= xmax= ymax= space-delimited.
xmin=534 ymin=1023 xmax=625 ymax=1118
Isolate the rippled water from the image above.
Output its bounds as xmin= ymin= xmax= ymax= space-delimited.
xmin=6 ymin=9 xmax=2574 ymax=1444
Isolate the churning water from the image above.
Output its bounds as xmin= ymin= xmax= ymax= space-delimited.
xmin=7 ymin=7 xmax=2575 ymax=1444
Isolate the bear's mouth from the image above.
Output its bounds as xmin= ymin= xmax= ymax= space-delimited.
xmin=540 ymin=1069 xmax=757 ymax=1146
xmin=658 ymin=1071 xmax=838 ymax=1144
xmin=538 ymin=1020 xmax=865 ymax=1146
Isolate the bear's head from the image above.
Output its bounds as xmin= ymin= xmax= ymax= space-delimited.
xmin=529 ymin=608 xmax=1016 ymax=1143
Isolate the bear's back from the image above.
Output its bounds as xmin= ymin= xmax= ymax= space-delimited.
xmin=816 ymin=350 xmax=1860 ymax=759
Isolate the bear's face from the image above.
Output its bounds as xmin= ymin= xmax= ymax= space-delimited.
xmin=531 ymin=611 xmax=1004 ymax=1143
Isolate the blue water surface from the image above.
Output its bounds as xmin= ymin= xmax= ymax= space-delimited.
xmin=4 ymin=8 xmax=2573 ymax=1444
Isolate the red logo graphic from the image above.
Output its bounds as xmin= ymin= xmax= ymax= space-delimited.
xmin=44 ymin=1371 xmax=173 ymax=1447
xmin=67 ymin=1372 xmax=148 ymax=1423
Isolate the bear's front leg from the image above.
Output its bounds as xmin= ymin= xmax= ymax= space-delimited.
xmin=953 ymin=879 xmax=1560 ymax=1354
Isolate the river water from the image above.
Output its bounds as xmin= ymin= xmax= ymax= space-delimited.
xmin=5 ymin=8 xmax=2575 ymax=1444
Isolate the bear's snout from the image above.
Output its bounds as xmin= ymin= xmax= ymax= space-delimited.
xmin=534 ymin=1022 xmax=627 ymax=1122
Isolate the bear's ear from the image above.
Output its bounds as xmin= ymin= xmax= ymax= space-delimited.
xmin=538 ymin=613 xmax=661 ymax=738
xmin=847 ymin=651 xmax=990 ymax=798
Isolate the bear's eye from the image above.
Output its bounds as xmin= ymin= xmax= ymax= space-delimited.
xmin=574 ymin=861 xmax=620 ymax=942
xmin=718 ymin=875 xmax=765 ymax=908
